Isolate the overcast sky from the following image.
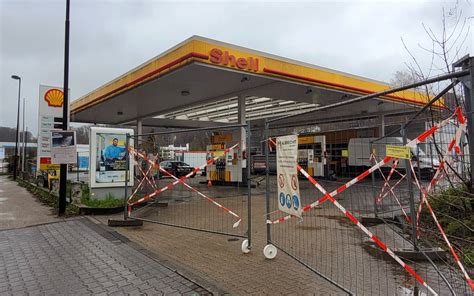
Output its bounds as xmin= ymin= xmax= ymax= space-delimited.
xmin=0 ymin=0 xmax=472 ymax=135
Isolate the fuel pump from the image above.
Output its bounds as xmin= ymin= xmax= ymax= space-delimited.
xmin=297 ymin=135 xmax=326 ymax=177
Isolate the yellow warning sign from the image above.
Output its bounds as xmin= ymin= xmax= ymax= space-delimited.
xmin=341 ymin=150 xmax=348 ymax=157
xmin=386 ymin=145 xmax=411 ymax=159
xmin=212 ymin=151 xmax=225 ymax=157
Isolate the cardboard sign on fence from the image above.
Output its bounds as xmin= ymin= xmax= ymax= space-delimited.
xmin=276 ymin=135 xmax=302 ymax=218
xmin=386 ymin=145 xmax=411 ymax=159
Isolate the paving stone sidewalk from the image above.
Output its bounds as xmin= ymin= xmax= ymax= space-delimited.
xmin=0 ymin=176 xmax=57 ymax=230
xmin=97 ymin=202 xmax=346 ymax=295
xmin=0 ymin=218 xmax=211 ymax=295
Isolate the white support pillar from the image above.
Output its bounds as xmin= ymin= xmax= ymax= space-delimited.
xmin=137 ymin=119 xmax=143 ymax=144
xmin=379 ymin=114 xmax=385 ymax=137
xmin=237 ymin=95 xmax=246 ymax=181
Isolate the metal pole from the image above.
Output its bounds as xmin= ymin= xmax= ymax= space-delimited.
xmin=268 ymin=71 xmax=467 ymax=124
xmin=460 ymin=135 xmax=466 ymax=181
xmin=21 ymin=97 xmax=26 ymax=172
xmin=365 ymin=81 xmax=457 ymax=144
xmin=25 ymin=127 xmax=28 ymax=173
xmin=429 ymin=138 xmax=434 ymax=170
xmin=12 ymin=76 xmax=21 ymax=181
xmin=246 ymin=123 xmax=251 ymax=249
xmin=265 ymin=121 xmax=271 ymax=244
xmin=76 ymin=152 xmax=79 ymax=182
xmin=416 ymin=144 xmax=423 ymax=211
xmin=58 ymin=0 xmax=70 ymax=216
xmin=458 ymin=57 xmax=474 ymax=191
xmin=401 ymin=125 xmax=418 ymax=249
xmin=402 ymin=124 xmax=419 ymax=294
xmin=370 ymin=141 xmax=377 ymax=217
xmin=124 ymin=134 xmax=130 ymax=220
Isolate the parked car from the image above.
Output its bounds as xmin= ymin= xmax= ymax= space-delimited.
xmin=159 ymin=161 xmax=196 ymax=178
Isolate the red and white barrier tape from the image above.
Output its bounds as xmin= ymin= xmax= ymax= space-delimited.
xmin=268 ymin=147 xmax=437 ymax=294
xmin=415 ymin=108 xmax=466 ymax=231
xmin=265 ymin=110 xmax=464 ymax=295
xmin=377 ymin=172 xmax=407 ymax=205
xmin=415 ymin=152 xmax=449 ymax=233
xmin=327 ymin=184 xmax=438 ymax=295
xmin=369 ymin=154 xmax=411 ymax=223
xmin=157 ymin=166 xmax=242 ymax=228
xmin=138 ymin=160 xmax=158 ymax=190
xmin=375 ymin=158 xmax=403 ymax=203
xmin=128 ymin=161 xmax=156 ymax=202
xmin=128 ymin=146 xmax=243 ymax=227
xmin=268 ymin=109 xmax=457 ymax=225
xmin=267 ymin=152 xmax=394 ymax=225
xmin=128 ymin=143 xmax=239 ymax=207
xmin=409 ymin=114 xmax=473 ymax=291
xmin=375 ymin=158 xmax=397 ymax=202
xmin=410 ymin=160 xmax=474 ymax=291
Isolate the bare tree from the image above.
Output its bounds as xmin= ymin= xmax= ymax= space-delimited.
xmin=390 ymin=2 xmax=474 ymax=280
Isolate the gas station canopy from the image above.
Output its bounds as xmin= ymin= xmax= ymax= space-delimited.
xmin=71 ymin=36 xmax=433 ymax=127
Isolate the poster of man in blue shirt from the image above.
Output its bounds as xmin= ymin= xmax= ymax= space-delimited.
xmin=104 ymin=138 xmax=125 ymax=159
xmin=102 ymin=137 xmax=126 ymax=170
xmin=91 ymin=127 xmax=134 ymax=186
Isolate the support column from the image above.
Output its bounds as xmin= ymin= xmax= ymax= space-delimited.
xmin=379 ymin=114 xmax=385 ymax=137
xmin=238 ymin=95 xmax=246 ymax=183
xmin=137 ymin=119 xmax=143 ymax=144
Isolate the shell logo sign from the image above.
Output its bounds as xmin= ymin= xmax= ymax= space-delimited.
xmin=44 ymin=88 xmax=64 ymax=107
xmin=209 ymin=48 xmax=259 ymax=72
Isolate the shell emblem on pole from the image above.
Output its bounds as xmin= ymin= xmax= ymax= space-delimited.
xmin=44 ymin=88 xmax=64 ymax=107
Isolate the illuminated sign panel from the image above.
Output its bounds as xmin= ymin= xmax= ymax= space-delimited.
xmin=209 ymin=48 xmax=259 ymax=72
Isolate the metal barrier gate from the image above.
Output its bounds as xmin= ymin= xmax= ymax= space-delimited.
xmin=124 ymin=124 xmax=252 ymax=252
xmin=262 ymin=66 xmax=474 ymax=295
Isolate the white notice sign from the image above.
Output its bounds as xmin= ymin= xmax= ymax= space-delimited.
xmin=276 ymin=135 xmax=302 ymax=218
xmin=51 ymin=130 xmax=77 ymax=164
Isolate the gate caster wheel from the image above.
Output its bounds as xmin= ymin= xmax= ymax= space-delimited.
xmin=263 ymin=244 xmax=277 ymax=259
xmin=241 ymin=239 xmax=251 ymax=254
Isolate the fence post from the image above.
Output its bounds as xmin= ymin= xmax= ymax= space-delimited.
xmin=76 ymin=152 xmax=79 ymax=182
xmin=369 ymin=140 xmax=377 ymax=217
xmin=461 ymin=57 xmax=474 ymax=191
xmin=402 ymin=124 xmax=419 ymax=295
xmin=401 ymin=125 xmax=418 ymax=249
xmin=124 ymin=133 xmax=130 ymax=220
xmin=265 ymin=120 xmax=271 ymax=244
xmin=246 ymin=123 xmax=252 ymax=249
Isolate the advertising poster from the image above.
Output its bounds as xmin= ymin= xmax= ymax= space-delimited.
xmin=90 ymin=127 xmax=134 ymax=188
xmin=276 ymin=135 xmax=302 ymax=218
xmin=37 ymin=85 xmax=68 ymax=173
xmin=51 ymin=130 xmax=77 ymax=164
xmin=78 ymin=156 xmax=89 ymax=170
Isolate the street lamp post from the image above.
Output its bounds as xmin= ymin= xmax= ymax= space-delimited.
xmin=11 ymin=75 xmax=21 ymax=181
xmin=21 ymin=97 xmax=26 ymax=172
xmin=58 ymin=0 xmax=70 ymax=215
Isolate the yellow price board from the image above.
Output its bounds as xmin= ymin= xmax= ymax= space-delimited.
xmin=210 ymin=144 xmax=224 ymax=150
xmin=40 ymin=163 xmax=61 ymax=171
xmin=341 ymin=150 xmax=348 ymax=157
xmin=212 ymin=134 xmax=232 ymax=143
xmin=386 ymin=145 xmax=411 ymax=159
xmin=298 ymin=136 xmax=314 ymax=144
